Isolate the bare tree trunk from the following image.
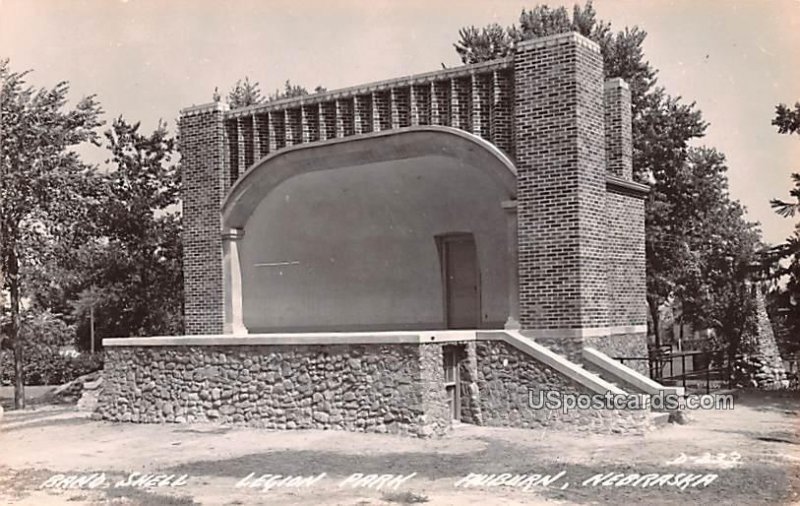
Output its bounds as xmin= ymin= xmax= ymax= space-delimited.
xmin=9 ymin=246 xmax=24 ymax=409
xmin=648 ymin=296 xmax=661 ymax=350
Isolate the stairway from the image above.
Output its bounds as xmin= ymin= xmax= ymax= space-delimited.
xmin=479 ymin=331 xmax=677 ymax=428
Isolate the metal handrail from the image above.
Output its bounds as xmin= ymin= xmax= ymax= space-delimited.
xmin=614 ymin=349 xmax=731 ymax=394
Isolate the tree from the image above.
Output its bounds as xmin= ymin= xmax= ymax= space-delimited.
xmin=454 ymin=1 xmax=710 ymax=348
xmin=221 ymin=78 xmax=328 ymax=110
xmin=68 ymin=118 xmax=184 ymax=344
xmin=226 ymin=77 xmax=263 ymax=109
xmin=454 ymin=23 xmax=515 ymax=64
xmin=766 ymin=100 xmax=800 ymax=356
xmin=1 ymin=59 xmax=104 ymax=408
xmin=773 ymin=102 xmax=800 ymax=135
xmin=664 ymin=148 xmax=761 ymax=363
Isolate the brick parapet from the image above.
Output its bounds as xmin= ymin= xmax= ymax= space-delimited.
xmin=604 ymin=78 xmax=633 ymax=180
xmin=178 ymin=107 xmax=227 ymax=335
xmin=513 ymin=31 xmax=609 ymax=332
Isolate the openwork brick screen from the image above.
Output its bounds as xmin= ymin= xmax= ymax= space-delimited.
xmin=221 ymin=58 xmax=515 ymax=186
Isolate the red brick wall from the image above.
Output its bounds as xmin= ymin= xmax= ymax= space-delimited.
xmin=606 ymin=189 xmax=647 ymax=330
xmin=178 ymin=103 xmax=228 ymax=334
xmin=604 ymin=79 xmax=633 ymax=180
xmin=513 ymin=33 xmax=609 ymax=331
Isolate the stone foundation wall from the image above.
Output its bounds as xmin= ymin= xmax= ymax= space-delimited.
xmin=418 ymin=344 xmax=454 ymax=436
xmin=96 ymin=344 xmax=446 ymax=437
xmin=97 ymin=337 xmax=654 ymax=436
xmin=474 ymin=340 xmax=652 ymax=433
xmin=458 ymin=342 xmax=484 ymax=425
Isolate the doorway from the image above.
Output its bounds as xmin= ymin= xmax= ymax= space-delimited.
xmin=443 ymin=345 xmax=462 ymax=421
xmin=437 ymin=233 xmax=480 ymax=329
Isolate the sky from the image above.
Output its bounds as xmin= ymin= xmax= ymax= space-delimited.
xmin=1 ymin=0 xmax=799 ymax=245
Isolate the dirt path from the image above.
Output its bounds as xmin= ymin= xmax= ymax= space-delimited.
xmin=1 ymin=391 xmax=799 ymax=505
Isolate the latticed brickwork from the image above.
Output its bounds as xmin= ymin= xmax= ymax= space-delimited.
xmin=284 ymin=108 xmax=302 ymax=147
xmin=372 ymin=91 xmax=391 ymax=132
xmin=491 ymin=70 xmax=513 ymax=157
xmin=320 ymin=102 xmax=337 ymax=140
xmin=255 ymin=113 xmax=269 ymax=159
xmin=471 ymin=73 xmax=491 ymax=139
xmin=391 ymin=88 xmax=410 ymax=129
xmin=410 ymin=85 xmax=430 ymax=126
xmin=300 ymin=105 xmax=319 ymax=143
xmin=450 ymin=77 xmax=471 ymax=130
xmin=336 ymin=99 xmax=355 ymax=137
xmin=430 ymin=81 xmax=450 ymax=127
xmin=268 ymin=111 xmax=285 ymax=152
xmin=354 ymin=95 xmax=373 ymax=134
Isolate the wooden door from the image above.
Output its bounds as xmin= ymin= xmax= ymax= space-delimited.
xmin=440 ymin=234 xmax=480 ymax=329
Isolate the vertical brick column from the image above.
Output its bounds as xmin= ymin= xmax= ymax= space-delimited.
xmin=409 ymin=86 xmax=420 ymax=126
xmin=390 ymin=88 xmax=409 ymax=129
xmin=372 ymin=92 xmax=390 ymax=132
xmin=471 ymin=73 xmax=491 ymax=140
xmin=413 ymin=85 xmax=430 ymax=125
xmin=285 ymin=108 xmax=300 ymax=147
xmin=604 ymin=78 xmax=633 ymax=180
xmin=599 ymin=77 xmax=648 ymax=367
xmin=255 ymin=113 xmax=269 ymax=158
xmin=450 ymin=78 xmax=469 ymax=130
xmin=491 ymin=69 xmax=514 ymax=157
xmin=354 ymin=95 xmax=373 ymax=134
xmin=178 ymin=102 xmax=229 ymax=335
xmin=251 ymin=114 xmax=261 ymax=162
xmin=513 ymin=32 xmax=609 ymax=354
xmin=320 ymin=103 xmax=335 ymax=140
xmin=268 ymin=111 xmax=282 ymax=151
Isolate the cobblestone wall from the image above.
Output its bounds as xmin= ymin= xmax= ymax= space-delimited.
xmin=475 ymin=340 xmax=652 ymax=433
xmin=97 ymin=339 xmax=653 ymax=436
xmin=96 ymin=344 xmax=447 ymax=437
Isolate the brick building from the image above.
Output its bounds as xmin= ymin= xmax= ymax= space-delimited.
xmin=98 ymin=33 xmax=669 ymax=434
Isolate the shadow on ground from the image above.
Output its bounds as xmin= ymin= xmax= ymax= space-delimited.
xmin=163 ymin=438 xmax=798 ymax=505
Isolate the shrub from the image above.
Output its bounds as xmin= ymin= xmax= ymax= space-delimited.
xmin=0 ymin=349 xmax=103 ymax=386
xmin=0 ymin=312 xmax=104 ymax=385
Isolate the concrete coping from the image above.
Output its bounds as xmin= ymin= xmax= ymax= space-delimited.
xmin=515 ymin=31 xmax=601 ymax=54
xmin=606 ymin=176 xmax=649 ymax=198
xmin=604 ymin=77 xmax=630 ymax=90
xmin=180 ymin=101 xmax=229 ymax=117
xmin=103 ymin=330 xmax=634 ymax=398
xmin=222 ymin=58 xmax=513 ymax=119
xmin=496 ymin=331 xmax=629 ymax=396
xmin=583 ymin=347 xmax=685 ymax=397
xmin=103 ymin=330 xmax=487 ymax=347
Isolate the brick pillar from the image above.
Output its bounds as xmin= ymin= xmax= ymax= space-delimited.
xmin=604 ymin=78 xmax=633 ymax=180
xmin=513 ymin=32 xmax=609 ymax=356
xmin=491 ymin=69 xmax=513 ymax=157
xmin=178 ymin=102 xmax=229 ymax=335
